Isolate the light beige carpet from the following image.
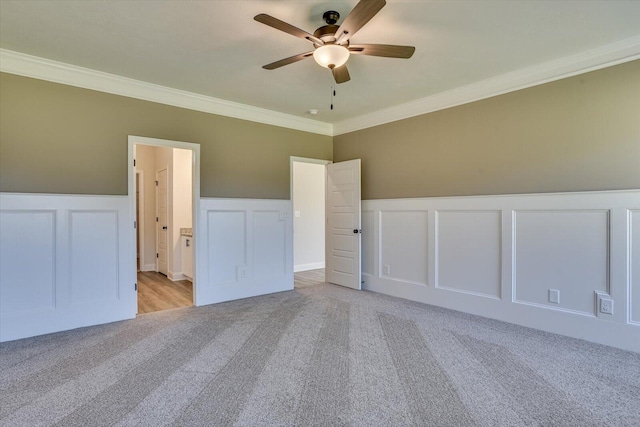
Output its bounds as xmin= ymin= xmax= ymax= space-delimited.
xmin=1 ymin=282 xmax=639 ymax=426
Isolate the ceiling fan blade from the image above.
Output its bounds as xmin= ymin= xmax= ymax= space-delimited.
xmin=332 ymin=65 xmax=351 ymax=84
xmin=335 ymin=0 xmax=386 ymax=44
xmin=349 ymin=44 xmax=415 ymax=59
xmin=262 ymin=52 xmax=314 ymax=70
xmin=254 ymin=14 xmax=324 ymax=45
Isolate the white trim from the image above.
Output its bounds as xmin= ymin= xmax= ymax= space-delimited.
xmin=128 ymin=135 xmax=201 ymax=308
xmin=294 ymin=262 xmax=325 ymax=273
xmin=290 ymin=156 xmax=331 ymax=278
xmin=360 ymin=190 xmax=640 ymax=353
xmin=198 ymin=198 xmax=293 ymax=305
xmin=141 ymin=263 xmax=156 ymax=272
xmin=0 ymin=49 xmax=332 ymax=137
xmin=168 ymin=271 xmax=189 ymax=282
xmin=332 ymin=35 xmax=640 ymax=135
xmin=0 ymin=193 xmax=136 ymax=342
xmin=3 ymin=36 xmax=640 ymax=137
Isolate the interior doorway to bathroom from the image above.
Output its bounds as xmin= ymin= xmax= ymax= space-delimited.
xmin=130 ymin=136 xmax=199 ymax=314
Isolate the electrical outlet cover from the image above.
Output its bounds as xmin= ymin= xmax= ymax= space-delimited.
xmin=600 ymin=297 xmax=614 ymax=314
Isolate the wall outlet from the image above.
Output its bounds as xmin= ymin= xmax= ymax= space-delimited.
xmin=383 ymin=265 xmax=390 ymax=275
xmin=599 ymin=297 xmax=614 ymax=315
xmin=548 ymin=289 xmax=560 ymax=304
xmin=295 ymin=210 xmax=301 ymax=217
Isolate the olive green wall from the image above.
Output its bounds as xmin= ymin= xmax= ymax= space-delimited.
xmin=334 ymin=60 xmax=640 ymax=199
xmin=3 ymin=61 xmax=639 ymax=200
xmin=0 ymin=72 xmax=332 ymax=198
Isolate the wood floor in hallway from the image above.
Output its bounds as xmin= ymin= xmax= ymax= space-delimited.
xmin=294 ymin=268 xmax=325 ymax=288
xmin=137 ymin=268 xmax=323 ymax=314
xmin=137 ymin=271 xmax=193 ymax=314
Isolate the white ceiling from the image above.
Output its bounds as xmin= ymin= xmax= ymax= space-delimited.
xmin=1 ymin=0 xmax=639 ymax=128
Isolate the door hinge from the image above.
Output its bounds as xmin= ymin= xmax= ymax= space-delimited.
xmin=133 ymin=159 xmax=136 ymax=167
xmin=156 ymin=217 xmax=159 ymax=222
xmin=134 ymin=220 xmax=137 ymax=229
xmin=155 ymin=180 xmax=158 ymax=186
xmin=134 ymin=282 xmax=138 ymax=291
xmin=156 ymin=253 xmax=159 ymax=258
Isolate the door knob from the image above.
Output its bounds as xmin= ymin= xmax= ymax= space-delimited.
xmin=353 ymin=229 xmax=361 ymax=234
xmin=162 ymin=226 xmax=168 ymax=230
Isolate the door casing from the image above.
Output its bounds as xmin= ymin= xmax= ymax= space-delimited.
xmin=128 ymin=135 xmax=201 ymax=308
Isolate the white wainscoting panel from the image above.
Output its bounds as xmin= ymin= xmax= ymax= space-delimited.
xmin=0 ymin=193 xmax=136 ymax=342
xmin=70 ymin=211 xmax=120 ymax=305
xmin=435 ymin=210 xmax=501 ymax=298
xmin=362 ymin=191 xmax=640 ymax=352
xmin=514 ymin=210 xmax=609 ymax=315
xmin=0 ymin=211 xmax=56 ymax=314
xmin=254 ymin=210 xmax=287 ymax=279
xmin=380 ymin=210 xmax=428 ymax=285
xmin=362 ymin=210 xmax=375 ymax=276
xmin=197 ymin=199 xmax=293 ymax=305
xmin=631 ymin=210 xmax=640 ymax=325
xmin=207 ymin=210 xmax=246 ymax=286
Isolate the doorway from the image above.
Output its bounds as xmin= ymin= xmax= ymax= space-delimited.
xmin=291 ymin=157 xmax=331 ymax=288
xmin=129 ymin=136 xmax=200 ymax=314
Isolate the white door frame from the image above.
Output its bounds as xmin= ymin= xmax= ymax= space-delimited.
xmin=290 ymin=156 xmax=332 ymax=276
xmin=135 ymin=169 xmax=145 ymax=271
xmin=128 ymin=135 xmax=201 ymax=306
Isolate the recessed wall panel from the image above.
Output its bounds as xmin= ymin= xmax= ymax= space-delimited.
xmin=362 ymin=211 xmax=375 ymax=276
xmin=436 ymin=211 xmax=501 ymax=298
xmin=0 ymin=211 xmax=55 ymax=313
xmin=380 ymin=210 xmax=428 ymax=285
xmin=70 ymin=211 xmax=118 ymax=304
xmin=208 ymin=211 xmax=245 ymax=286
xmin=631 ymin=210 xmax=640 ymax=324
xmin=514 ymin=210 xmax=608 ymax=314
xmin=254 ymin=211 xmax=286 ymax=279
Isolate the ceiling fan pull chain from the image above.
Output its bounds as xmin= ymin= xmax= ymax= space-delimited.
xmin=329 ymin=82 xmax=336 ymax=110
xmin=330 ymin=81 xmax=335 ymax=110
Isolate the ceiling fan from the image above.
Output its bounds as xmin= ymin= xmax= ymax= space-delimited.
xmin=254 ymin=0 xmax=415 ymax=84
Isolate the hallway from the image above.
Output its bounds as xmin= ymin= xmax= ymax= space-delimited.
xmin=137 ymin=271 xmax=192 ymax=314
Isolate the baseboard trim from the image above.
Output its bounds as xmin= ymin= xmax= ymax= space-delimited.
xmin=294 ymin=262 xmax=325 ymax=272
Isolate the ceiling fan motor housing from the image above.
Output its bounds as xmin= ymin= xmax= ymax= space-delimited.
xmin=313 ymin=24 xmax=342 ymax=45
xmin=323 ymin=10 xmax=340 ymax=25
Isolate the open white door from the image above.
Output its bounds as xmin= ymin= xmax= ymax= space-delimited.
xmin=326 ymin=159 xmax=361 ymax=290
xmin=156 ymin=168 xmax=168 ymax=275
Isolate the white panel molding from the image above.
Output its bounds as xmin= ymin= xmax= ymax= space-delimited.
xmin=512 ymin=209 xmax=610 ymax=316
xmin=69 ymin=210 xmax=120 ymax=305
xmin=362 ymin=190 xmax=640 ymax=353
xmin=0 ymin=49 xmax=332 ymax=137
xmin=379 ymin=210 xmax=429 ymax=286
xmin=198 ymin=198 xmax=293 ymax=305
xmin=434 ymin=210 xmax=502 ymax=299
xmin=629 ymin=210 xmax=640 ymax=326
xmin=0 ymin=210 xmax=56 ymax=314
xmin=333 ymin=35 xmax=640 ymax=135
xmin=0 ymin=193 xmax=136 ymax=342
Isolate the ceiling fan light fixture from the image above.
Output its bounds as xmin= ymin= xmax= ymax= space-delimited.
xmin=313 ymin=44 xmax=350 ymax=69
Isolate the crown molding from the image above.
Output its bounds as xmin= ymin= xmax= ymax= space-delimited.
xmin=333 ymin=35 xmax=640 ymax=136
xmin=2 ymin=34 xmax=639 ymax=138
xmin=0 ymin=49 xmax=333 ymax=137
